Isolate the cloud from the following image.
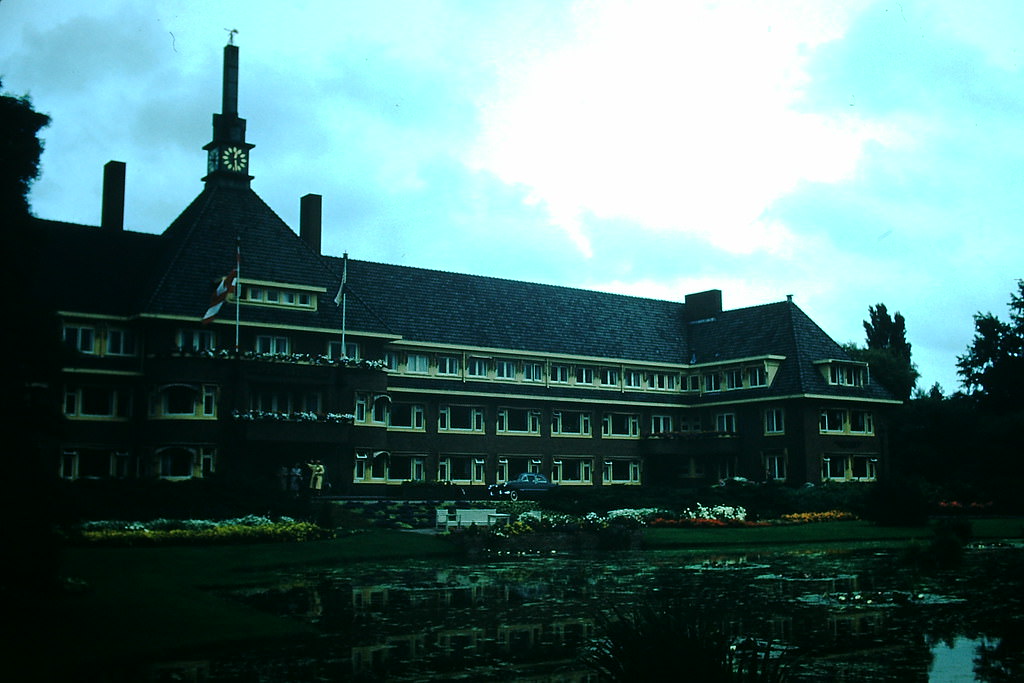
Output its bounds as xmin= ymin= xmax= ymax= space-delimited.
xmin=469 ymin=0 xmax=877 ymax=258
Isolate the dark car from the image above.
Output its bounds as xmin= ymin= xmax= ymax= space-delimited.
xmin=488 ymin=473 xmax=558 ymax=501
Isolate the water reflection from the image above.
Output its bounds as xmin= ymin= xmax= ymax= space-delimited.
xmin=199 ymin=543 xmax=1023 ymax=681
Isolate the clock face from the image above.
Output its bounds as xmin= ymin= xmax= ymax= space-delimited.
xmin=221 ymin=146 xmax=247 ymax=172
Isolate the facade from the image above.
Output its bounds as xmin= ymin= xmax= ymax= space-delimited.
xmin=37 ymin=45 xmax=899 ymax=495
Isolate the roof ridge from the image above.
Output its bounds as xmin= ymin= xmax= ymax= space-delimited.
xmin=327 ymin=255 xmax=685 ymax=307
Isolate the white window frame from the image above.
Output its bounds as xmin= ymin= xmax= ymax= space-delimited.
xmin=704 ymin=373 xmax=721 ymax=393
xmin=649 ymin=372 xmax=676 ymax=391
xmin=467 ymin=357 xmax=489 ymax=378
xmin=748 ymin=366 xmax=768 ymax=387
xmin=819 ymin=409 xmax=846 ymax=434
xmin=438 ymin=405 xmax=485 ymax=432
xmin=551 ymin=410 xmax=591 ymax=436
xmin=602 ymin=413 xmax=640 ymax=438
xmin=715 ymin=412 xmax=737 ymax=434
xmin=550 ymin=364 xmax=569 ymax=383
xmin=495 ymin=359 xmax=517 ymax=381
xmin=388 ymin=403 xmax=426 ymax=430
xmin=651 ymin=414 xmax=674 ymax=434
xmin=600 ymin=368 xmax=619 ymax=387
xmin=255 ymin=335 xmax=290 ymax=355
xmin=405 ymin=353 xmax=429 ymax=374
xmin=624 ymin=370 xmax=642 ymax=389
xmin=63 ymin=324 xmax=96 ymax=354
xmin=575 ymin=366 xmax=595 ymax=386
xmin=552 ymin=457 xmax=593 ymax=484
xmin=764 ymin=407 xmax=785 ymax=435
xmin=437 ymin=355 xmax=461 ymax=376
xmin=725 ymin=369 xmax=743 ymax=390
xmin=523 ymin=362 xmax=544 ymax=383
xmin=849 ymin=410 xmax=874 ymax=434
xmin=496 ymin=407 xmax=541 ymax=434
xmin=603 ymin=459 xmax=641 ymax=484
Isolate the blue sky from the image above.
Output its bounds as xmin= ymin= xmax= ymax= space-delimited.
xmin=3 ymin=0 xmax=1022 ymax=394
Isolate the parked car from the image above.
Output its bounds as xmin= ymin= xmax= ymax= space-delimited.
xmin=488 ymin=473 xmax=558 ymax=501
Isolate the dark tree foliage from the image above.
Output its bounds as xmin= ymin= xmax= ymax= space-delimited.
xmin=956 ymin=280 xmax=1024 ymax=411
xmin=0 ymin=82 xmax=63 ymax=601
xmin=845 ymin=303 xmax=919 ymax=401
xmin=0 ymin=81 xmax=49 ymax=219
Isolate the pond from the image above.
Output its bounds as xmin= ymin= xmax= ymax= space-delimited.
xmin=168 ymin=541 xmax=1023 ymax=681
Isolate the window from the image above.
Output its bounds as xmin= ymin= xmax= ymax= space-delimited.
xmin=383 ymin=351 xmax=399 ymax=371
xmin=256 ymin=335 xmax=289 ymax=354
xmin=354 ymin=394 xmax=367 ymax=422
xmin=602 ymin=413 xmax=640 ymax=437
xmin=467 ymin=358 xmax=489 ymax=378
xmin=497 ymin=407 xmax=541 ymax=434
xmin=440 ymin=455 xmax=478 ymax=483
xmin=106 ymin=328 xmax=137 ymax=356
xmin=439 ymin=405 xmax=485 ymax=432
xmin=764 ymin=453 xmax=787 ymax=481
xmin=523 ymin=362 xmax=544 ymax=382
xmin=242 ymin=286 xmax=314 ymax=309
xmin=551 ymin=410 xmax=591 ymax=436
xmin=64 ymin=386 xmax=131 ymax=418
xmin=828 ymin=363 xmax=866 ymax=387
xmin=651 ymin=414 xmax=674 ymax=435
xmin=355 ymin=393 xmax=388 ymax=424
xmin=849 ymin=411 xmax=874 ymax=434
xmin=495 ymin=359 xmax=517 ymax=380
xmin=687 ymin=375 xmax=702 ymax=392
xmin=600 ymin=368 xmax=619 ymax=387
xmin=851 ymin=456 xmax=878 ymax=480
xmin=328 ymin=341 xmax=360 ymax=360
xmin=624 ymin=370 xmax=642 ymax=389
xmin=649 ymin=372 xmax=676 ymax=391
xmin=715 ymin=413 xmax=737 ymax=434
xmin=63 ymin=324 xmax=95 ymax=354
xmin=748 ymin=366 xmax=768 ymax=387
xmin=158 ymin=447 xmax=195 ymax=479
xmin=603 ymin=459 xmax=641 ymax=484
xmin=387 ymin=454 xmax=426 ymax=482
xmin=406 ymin=353 xmax=429 ymax=374
xmin=575 ymin=366 xmax=595 ymax=385
xmin=550 ymin=364 xmax=569 ymax=383
xmin=819 ymin=409 xmax=846 ymax=433
xmin=180 ymin=328 xmax=215 ymax=352
xmin=704 ymin=373 xmax=721 ymax=393
xmin=202 ymin=385 xmax=217 ymax=416
xmin=552 ymin=457 xmax=592 ymax=484
xmin=389 ymin=403 xmax=425 ymax=430
xmin=822 ymin=455 xmax=849 ymax=481
xmin=437 ymin=355 xmax=461 ymax=376
xmin=764 ymin=408 xmax=785 ymax=435
xmin=726 ymin=369 xmax=743 ymax=390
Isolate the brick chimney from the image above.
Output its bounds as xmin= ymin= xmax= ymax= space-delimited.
xmin=684 ymin=289 xmax=723 ymax=322
xmin=101 ymin=160 xmax=126 ymax=231
xmin=300 ymin=193 xmax=322 ymax=254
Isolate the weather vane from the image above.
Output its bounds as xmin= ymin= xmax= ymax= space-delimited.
xmin=225 ymin=28 xmax=238 ymax=45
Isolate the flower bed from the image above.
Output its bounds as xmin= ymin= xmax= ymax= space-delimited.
xmin=73 ymin=515 xmax=335 ymax=546
xmin=779 ymin=510 xmax=858 ymax=524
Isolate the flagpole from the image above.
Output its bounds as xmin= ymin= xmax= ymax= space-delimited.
xmin=341 ymin=252 xmax=348 ymax=357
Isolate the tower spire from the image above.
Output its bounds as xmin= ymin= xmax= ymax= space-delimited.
xmin=202 ymin=36 xmax=253 ymax=187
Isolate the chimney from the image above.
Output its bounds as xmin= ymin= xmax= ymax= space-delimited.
xmin=101 ymin=160 xmax=126 ymax=231
xmin=300 ymin=193 xmax=322 ymax=254
xmin=684 ymin=289 xmax=723 ymax=322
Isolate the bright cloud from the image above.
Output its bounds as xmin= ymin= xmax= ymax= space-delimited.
xmin=470 ymin=0 xmax=880 ymax=256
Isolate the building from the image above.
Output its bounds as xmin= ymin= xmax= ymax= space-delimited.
xmin=36 ymin=44 xmax=899 ymax=495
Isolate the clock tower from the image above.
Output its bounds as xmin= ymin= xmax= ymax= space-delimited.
xmin=202 ymin=40 xmax=254 ymax=187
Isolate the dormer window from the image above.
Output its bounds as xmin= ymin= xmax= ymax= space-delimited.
xmin=818 ymin=360 xmax=868 ymax=387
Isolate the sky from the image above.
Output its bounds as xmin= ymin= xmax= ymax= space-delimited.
xmin=3 ymin=0 xmax=1022 ymax=396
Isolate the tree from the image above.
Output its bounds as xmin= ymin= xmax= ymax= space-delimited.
xmin=846 ymin=303 xmax=919 ymax=401
xmin=0 ymin=81 xmax=49 ymax=220
xmin=956 ymin=280 xmax=1024 ymax=411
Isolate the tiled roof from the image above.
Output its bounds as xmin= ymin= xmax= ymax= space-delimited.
xmin=34 ymin=219 xmax=164 ymax=316
xmin=329 ymin=257 xmax=690 ymax=364
xmin=34 ymin=182 xmax=895 ymax=403
xmin=142 ymin=185 xmax=344 ymax=329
